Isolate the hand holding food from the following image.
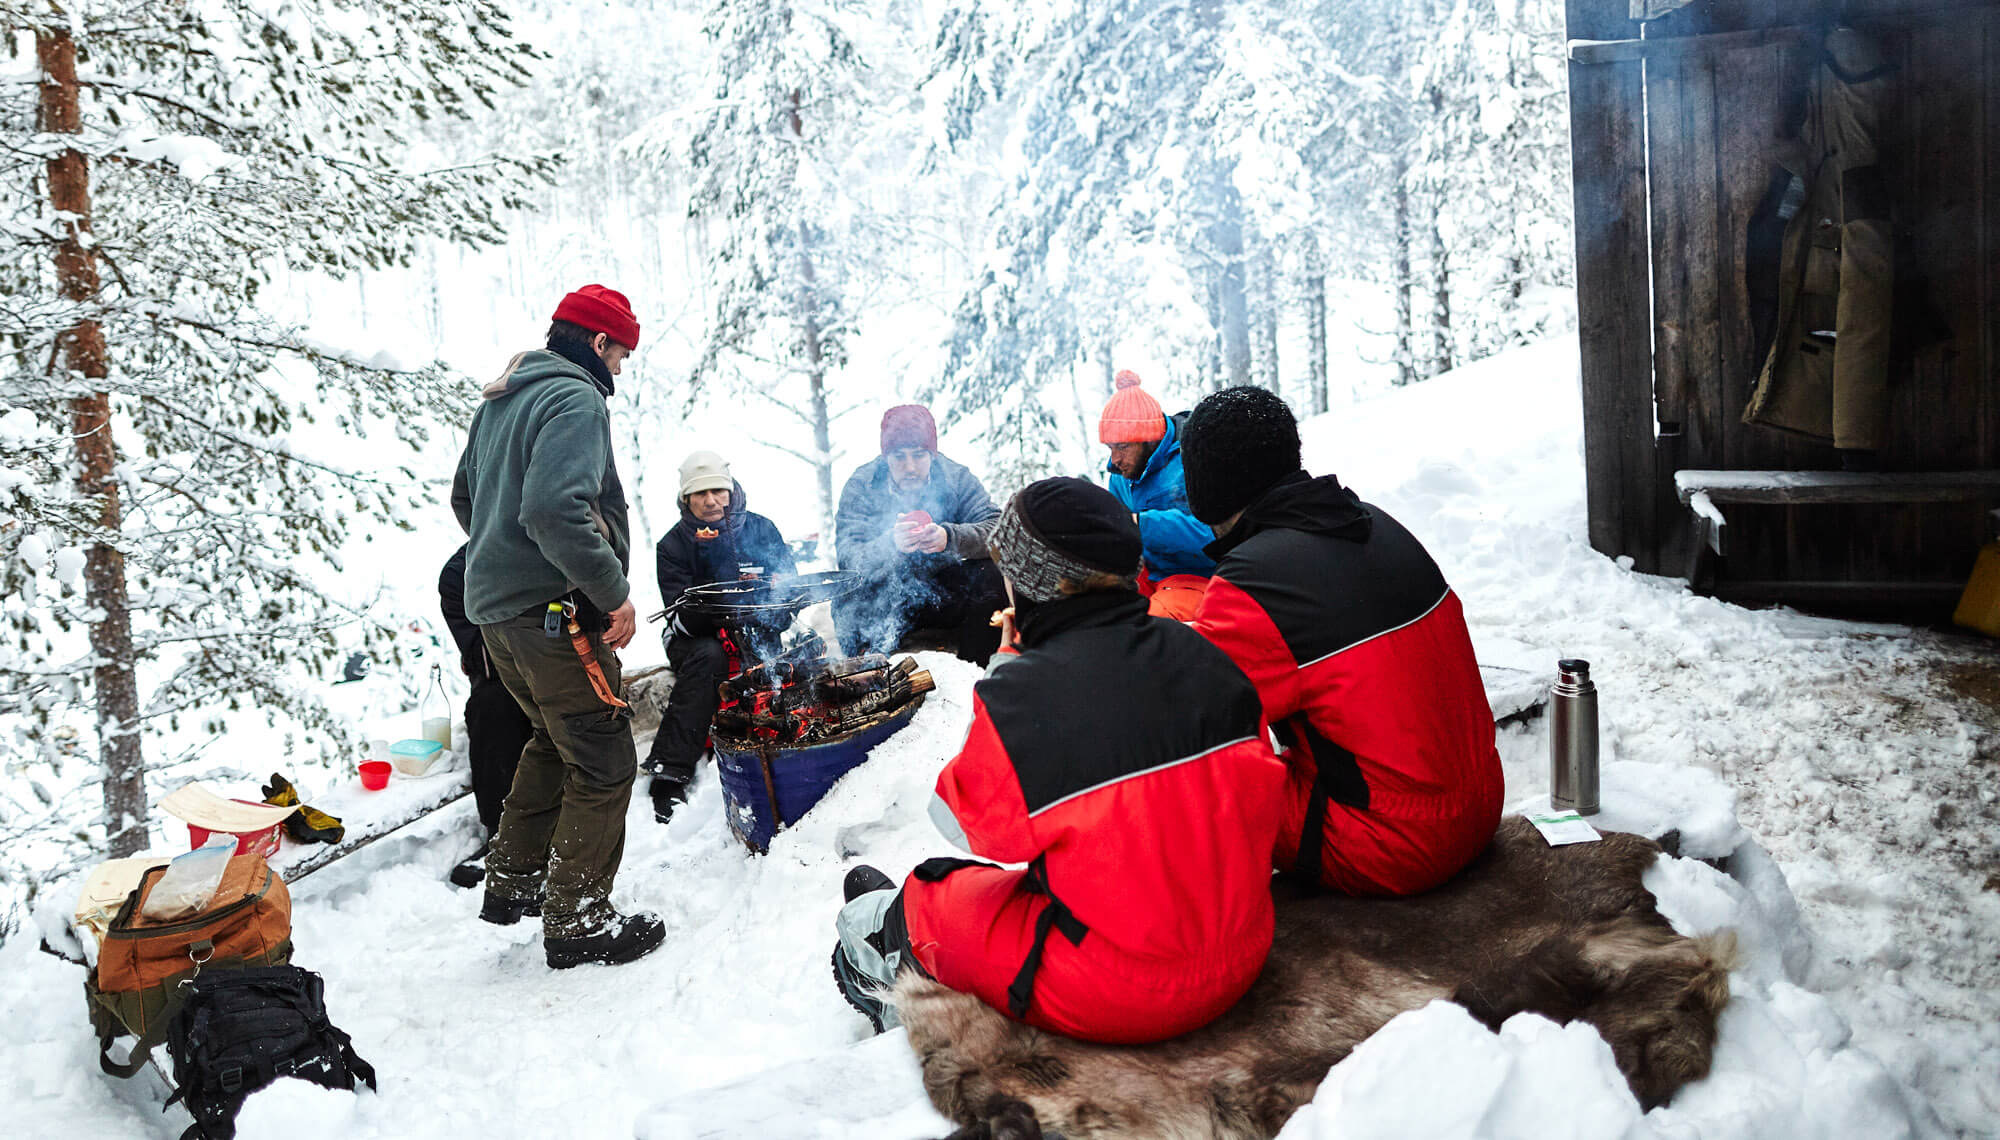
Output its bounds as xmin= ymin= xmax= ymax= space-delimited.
xmin=893 ymin=510 xmax=941 ymax=554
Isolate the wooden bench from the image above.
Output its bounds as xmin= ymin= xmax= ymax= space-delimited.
xmin=1673 ymin=469 xmax=2000 ymax=598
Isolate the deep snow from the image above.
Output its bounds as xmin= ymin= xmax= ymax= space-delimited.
xmin=4 ymin=335 xmax=1996 ymax=1139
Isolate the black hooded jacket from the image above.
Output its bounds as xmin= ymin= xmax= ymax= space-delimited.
xmin=655 ymin=481 xmax=795 ymax=636
xmin=1203 ymin=470 xmax=1373 ymax=561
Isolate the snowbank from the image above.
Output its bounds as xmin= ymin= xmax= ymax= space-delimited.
xmin=4 ymin=335 xmax=1991 ymax=1139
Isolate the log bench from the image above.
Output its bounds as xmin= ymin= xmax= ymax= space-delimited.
xmin=1672 ymin=469 xmax=2000 ymax=601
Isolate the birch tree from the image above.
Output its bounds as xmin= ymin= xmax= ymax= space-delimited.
xmin=0 ymin=0 xmax=542 ymax=856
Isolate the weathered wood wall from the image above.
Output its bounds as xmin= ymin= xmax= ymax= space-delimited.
xmin=1569 ymin=0 xmax=2000 ymax=604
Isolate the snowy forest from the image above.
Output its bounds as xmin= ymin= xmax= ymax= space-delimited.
xmin=4 ymin=1 xmax=1997 ymax=1139
xmin=1 ymin=0 xmax=1573 ymax=907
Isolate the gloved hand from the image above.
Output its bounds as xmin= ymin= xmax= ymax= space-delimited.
xmin=262 ymin=772 xmax=346 ymax=845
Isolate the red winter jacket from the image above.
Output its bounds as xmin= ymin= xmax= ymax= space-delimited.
xmin=1193 ymin=472 xmax=1502 ymax=896
xmin=901 ymin=591 xmax=1286 ymax=1044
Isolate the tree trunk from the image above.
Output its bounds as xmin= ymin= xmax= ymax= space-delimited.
xmin=1393 ymin=166 xmax=1417 ymax=387
xmin=1429 ymin=196 xmax=1454 ymax=376
xmin=800 ymin=295 xmax=834 ymax=549
xmin=1202 ymin=276 xmax=1224 ymax=392
xmin=1068 ymin=361 xmax=1095 ymax=467
xmin=1391 ymin=84 xmax=1418 ymax=388
xmin=1306 ymin=240 xmax=1330 ymax=415
xmin=39 ymin=30 xmax=146 ymax=858
xmin=1209 ymin=171 xmax=1251 ymax=389
xmin=1425 ymin=46 xmax=1454 ymax=379
xmin=790 ymin=92 xmax=836 ymax=548
xmin=1251 ymin=242 xmax=1281 ymax=394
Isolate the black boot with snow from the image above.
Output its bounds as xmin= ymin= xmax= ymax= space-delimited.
xmin=449 ymin=839 xmax=491 ymax=889
xmin=479 ymin=888 xmax=543 ymax=926
xmin=545 ymin=910 xmax=666 ymax=969
xmin=843 ymin=864 xmax=894 ymax=902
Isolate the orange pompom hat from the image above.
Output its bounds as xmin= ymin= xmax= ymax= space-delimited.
xmin=1098 ymin=370 xmax=1166 ymax=444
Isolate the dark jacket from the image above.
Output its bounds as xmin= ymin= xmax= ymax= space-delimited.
xmin=655 ymin=482 xmax=795 ymax=636
xmin=450 ymin=348 xmax=630 ymax=625
xmin=834 ymin=452 xmax=999 ymax=578
xmin=902 ymin=590 xmax=1285 ymax=1044
xmin=439 ymin=545 xmax=487 ymax=680
xmin=1193 ymin=471 xmax=1502 ymax=896
xmin=1103 ymin=412 xmax=1215 ymax=580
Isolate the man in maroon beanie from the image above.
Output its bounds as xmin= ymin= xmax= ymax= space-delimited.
xmin=451 ymin=283 xmax=664 ymax=969
xmin=832 ymin=404 xmax=1006 ymax=663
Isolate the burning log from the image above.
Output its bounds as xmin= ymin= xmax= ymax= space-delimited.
xmin=711 ymin=651 xmax=931 ymax=749
xmin=709 ymin=647 xmax=934 ymax=852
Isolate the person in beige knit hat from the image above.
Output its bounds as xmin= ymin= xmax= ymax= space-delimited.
xmin=645 ymin=449 xmax=794 ymax=822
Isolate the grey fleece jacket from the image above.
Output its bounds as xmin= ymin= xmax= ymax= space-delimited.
xmin=833 ymin=452 xmax=999 ymax=578
xmin=450 ymin=349 xmax=631 ymax=626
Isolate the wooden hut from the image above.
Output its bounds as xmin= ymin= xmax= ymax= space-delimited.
xmin=1566 ymin=0 xmax=2000 ymax=612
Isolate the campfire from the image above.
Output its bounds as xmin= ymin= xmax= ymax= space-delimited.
xmin=712 ymin=652 xmax=935 ymax=748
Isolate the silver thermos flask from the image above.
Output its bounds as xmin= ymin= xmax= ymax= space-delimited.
xmin=1549 ymin=659 xmax=1600 ymax=815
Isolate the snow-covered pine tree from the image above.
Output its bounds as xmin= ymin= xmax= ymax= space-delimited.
xmin=663 ymin=0 xmax=914 ymax=546
xmin=923 ymin=0 xmax=1276 ymax=472
xmin=1401 ymin=0 xmax=1573 ymax=372
xmin=0 ymin=0 xmax=543 ymax=857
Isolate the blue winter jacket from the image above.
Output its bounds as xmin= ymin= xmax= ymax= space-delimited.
xmin=1105 ymin=412 xmax=1216 ymax=580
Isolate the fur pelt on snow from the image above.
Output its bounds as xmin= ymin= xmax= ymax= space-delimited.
xmin=895 ymin=818 xmax=1734 ymax=1140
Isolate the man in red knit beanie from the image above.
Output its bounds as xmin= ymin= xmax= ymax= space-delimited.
xmin=451 ymin=283 xmax=663 ymax=969
xmin=832 ymin=404 xmax=1007 ymax=663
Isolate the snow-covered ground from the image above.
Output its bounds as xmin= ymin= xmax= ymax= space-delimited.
xmin=4 ymin=335 xmax=1996 ymax=1139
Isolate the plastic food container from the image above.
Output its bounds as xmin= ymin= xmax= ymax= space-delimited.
xmin=358 ymin=760 xmax=392 ymax=790
xmin=389 ymin=738 xmax=444 ymax=776
xmin=187 ymin=801 xmax=286 ymax=858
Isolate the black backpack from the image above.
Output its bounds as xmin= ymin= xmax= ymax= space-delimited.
xmin=163 ymin=964 xmax=377 ymax=1140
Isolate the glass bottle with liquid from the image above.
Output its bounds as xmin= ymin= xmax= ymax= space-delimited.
xmin=422 ymin=663 xmax=453 ymax=749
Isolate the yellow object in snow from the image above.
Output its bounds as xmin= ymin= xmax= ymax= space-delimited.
xmin=1954 ymin=542 xmax=2000 ymax=637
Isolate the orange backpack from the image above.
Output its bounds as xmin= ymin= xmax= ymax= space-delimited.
xmin=85 ymin=854 xmax=293 ymax=1077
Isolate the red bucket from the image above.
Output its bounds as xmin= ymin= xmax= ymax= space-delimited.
xmin=186 ymin=799 xmax=286 ymax=858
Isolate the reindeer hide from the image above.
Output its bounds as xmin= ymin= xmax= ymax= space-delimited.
xmin=896 ymin=818 xmax=1734 ymax=1140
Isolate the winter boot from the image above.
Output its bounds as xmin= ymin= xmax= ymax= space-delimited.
xmin=479 ymin=888 xmax=543 ymax=926
xmin=650 ymin=776 xmax=690 ymax=825
xmin=545 ymin=910 xmax=666 ymax=970
xmin=832 ymin=943 xmax=889 ymax=1033
xmin=843 ymin=864 xmax=895 ymax=902
xmin=449 ymin=839 xmax=491 ymax=890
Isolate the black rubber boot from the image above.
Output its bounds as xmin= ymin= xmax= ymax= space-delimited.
xmin=650 ymin=776 xmax=690 ymax=825
xmin=545 ymin=910 xmax=666 ymax=969
xmin=843 ymin=864 xmax=895 ymax=902
xmin=479 ymin=888 xmax=543 ymax=926
xmin=449 ymin=839 xmax=491 ymax=890
xmin=832 ymin=943 xmax=889 ymax=1033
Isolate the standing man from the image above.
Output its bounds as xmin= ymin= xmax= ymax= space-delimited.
xmin=437 ymin=544 xmax=534 ymax=887
xmin=645 ymin=449 xmax=794 ymax=823
xmin=833 ymin=404 xmax=1006 ymax=663
xmin=1099 ymin=370 xmax=1214 ymax=621
xmin=450 ymin=284 xmax=663 ymax=969
xmin=1182 ymin=387 xmax=1502 ymax=898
